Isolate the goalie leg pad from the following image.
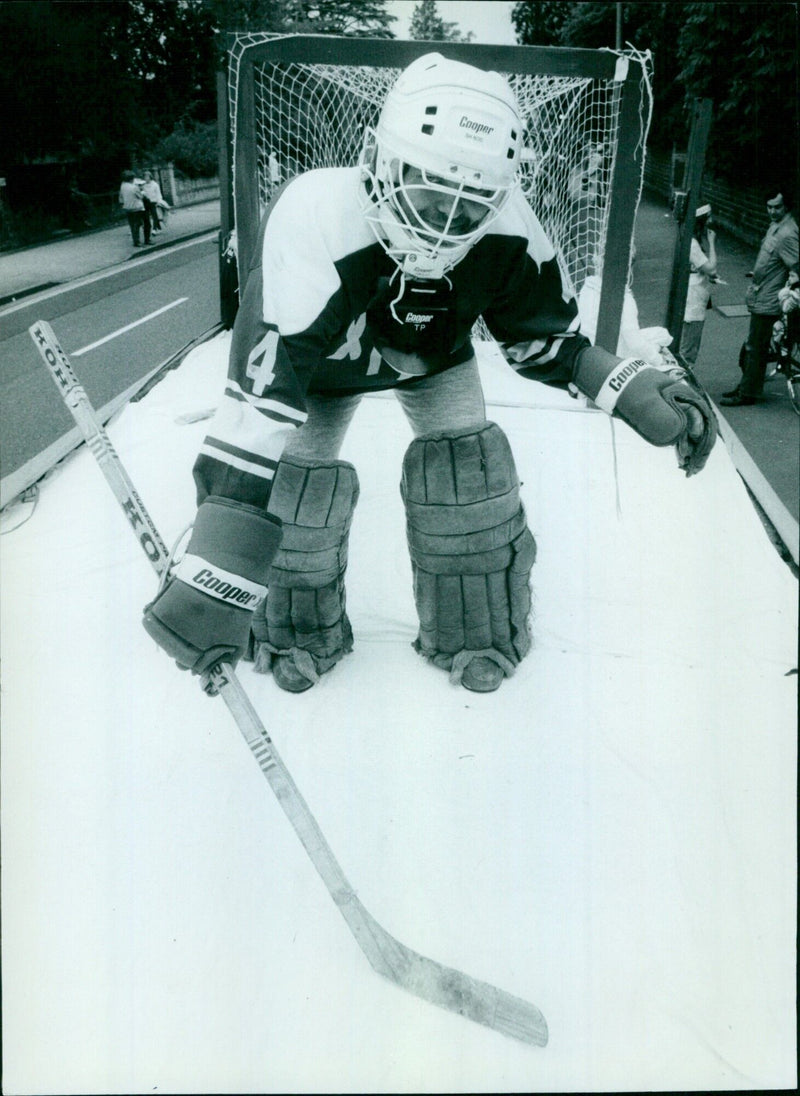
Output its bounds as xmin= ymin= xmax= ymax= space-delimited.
xmin=251 ymin=456 xmax=359 ymax=679
xmin=401 ymin=423 xmax=536 ymax=685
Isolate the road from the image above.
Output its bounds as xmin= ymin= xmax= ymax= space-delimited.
xmin=0 ymin=236 xmax=220 ymax=503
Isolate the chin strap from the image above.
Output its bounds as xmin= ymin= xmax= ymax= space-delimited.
xmin=387 ymin=266 xmax=455 ymax=325
xmin=388 ymin=266 xmax=406 ymax=324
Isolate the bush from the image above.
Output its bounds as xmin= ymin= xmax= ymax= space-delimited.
xmin=151 ymin=120 xmax=218 ymax=178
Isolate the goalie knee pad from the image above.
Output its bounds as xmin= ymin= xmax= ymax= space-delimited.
xmin=400 ymin=423 xmax=536 ymax=686
xmin=251 ymin=456 xmax=359 ymax=682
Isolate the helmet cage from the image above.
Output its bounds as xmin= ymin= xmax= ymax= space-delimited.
xmin=360 ymin=127 xmax=518 ymax=277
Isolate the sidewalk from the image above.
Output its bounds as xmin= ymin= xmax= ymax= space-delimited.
xmin=0 ymin=199 xmax=221 ymax=305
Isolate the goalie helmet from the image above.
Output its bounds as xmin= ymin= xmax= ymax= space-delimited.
xmin=360 ymin=53 xmax=523 ymax=279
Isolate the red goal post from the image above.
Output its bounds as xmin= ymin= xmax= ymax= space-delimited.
xmin=217 ymin=33 xmax=653 ymax=353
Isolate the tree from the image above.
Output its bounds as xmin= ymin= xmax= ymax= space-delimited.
xmin=408 ymin=0 xmax=474 ymax=42
xmin=281 ymin=0 xmax=397 ymax=37
xmin=511 ymin=1 xmax=798 ymax=197
xmin=0 ymin=0 xmax=221 ymax=164
xmin=208 ymin=0 xmax=287 ymax=36
xmin=510 ymin=1 xmax=573 ymax=46
xmin=0 ymin=0 xmax=400 ymax=242
xmin=675 ymin=2 xmax=797 ymax=190
xmin=0 ymin=0 xmax=395 ymax=165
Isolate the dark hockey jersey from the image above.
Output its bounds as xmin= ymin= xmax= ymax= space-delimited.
xmin=194 ymin=166 xmax=590 ymax=507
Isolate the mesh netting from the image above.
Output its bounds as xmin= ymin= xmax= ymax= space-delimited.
xmin=227 ymin=34 xmax=652 ymax=302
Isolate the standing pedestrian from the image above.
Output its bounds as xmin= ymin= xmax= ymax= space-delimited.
xmin=141 ymin=171 xmax=169 ymax=233
xmin=721 ymin=185 xmax=798 ymax=405
xmin=680 ymin=203 xmax=718 ymax=367
xmin=119 ymin=170 xmax=150 ymax=247
xmin=141 ymin=53 xmax=717 ymax=696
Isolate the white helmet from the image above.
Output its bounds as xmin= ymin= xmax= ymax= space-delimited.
xmin=360 ymin=53 xmax=523 ymax=279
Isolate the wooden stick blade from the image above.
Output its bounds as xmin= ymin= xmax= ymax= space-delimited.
xmin=394 ymin=948 xmax=549 ymax=1046
xmin=348 ymin=901 xmax=548 ymax=1046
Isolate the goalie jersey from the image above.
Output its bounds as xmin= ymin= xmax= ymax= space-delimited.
xmin=194 ymin=166 xmax=590 ymax=507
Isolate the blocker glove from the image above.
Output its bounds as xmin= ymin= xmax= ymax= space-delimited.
xmin=572 ymin=346 xmax=718 ymax=476
xmin=143 ymin=496 xmax=282 ymax=674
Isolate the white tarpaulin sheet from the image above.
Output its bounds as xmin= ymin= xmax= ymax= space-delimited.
xmin=2 ymin=333 xmax=796 ymax=1093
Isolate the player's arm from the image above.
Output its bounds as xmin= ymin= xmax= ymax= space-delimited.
xmin=192 ymin=267 xmax=311 ymax=510
xmin=194 ymin=180 xmax=348 ymax=509
xmin=503 ymin=294 xmax=718 ymax=476
xmin=145 ymin=194 xmax=337 ymax=673
xmin=483 ymin=244 xmax=590 ymax=387
xmin=142 ymin=262 xmax=303 ymax=674
xmin=486 ymin=196 xmax=717 ymax=475
xmin=571 ymin=343 xmax=717 ymax=476
xmin=774 ymin=214 xmax=798 ymax=273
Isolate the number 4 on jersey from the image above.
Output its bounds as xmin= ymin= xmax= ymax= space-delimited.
xmin=246 ymin=328 xmax=279 ymax=395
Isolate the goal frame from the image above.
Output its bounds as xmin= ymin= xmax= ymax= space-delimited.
xmin=218 ymin=33 xmax=647 ymax=354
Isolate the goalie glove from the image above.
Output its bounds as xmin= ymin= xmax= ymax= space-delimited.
xmin=572 ymin=346 xmax=718 ymax=476
xmin=143 ymin=496 xmax=282 ymax=674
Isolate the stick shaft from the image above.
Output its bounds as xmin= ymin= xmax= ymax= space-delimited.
xmin=30 ymin=321 xmax=357 ymax=902
xmin=30 ymin=320 xmax=170 ymax=572
xmin=29 ymin=319 xmax=548 ymax=1047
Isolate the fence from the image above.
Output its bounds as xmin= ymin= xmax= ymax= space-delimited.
xmin=0 ymin=164 xmax=220 ymax=251
xmin=91 ymin=168 xmax=220 ymax=222
xmin=644 ymin=147 xmax=768 ymax=247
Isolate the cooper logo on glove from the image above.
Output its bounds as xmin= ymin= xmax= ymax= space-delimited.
xmin=174 ymin=554 xmax=265 ymax=608
xmin=593 ymin=358 xmax=652 ymax=413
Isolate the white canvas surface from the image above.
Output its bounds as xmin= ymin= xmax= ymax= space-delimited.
xmin=2 ymin=333 xmax=796 ymax=1093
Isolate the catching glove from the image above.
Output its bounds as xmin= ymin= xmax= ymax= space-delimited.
xmin=573 ymin=346 xmax=717 ymax=476
xmin=143 ymin=495 xmax=282 ymax=674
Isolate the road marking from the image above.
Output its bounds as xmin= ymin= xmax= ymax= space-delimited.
xmin=72 ymin=298 xmax=188 ymax=356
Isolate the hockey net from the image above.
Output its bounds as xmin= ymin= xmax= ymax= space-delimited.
xmin=224 ymin=34 xmax=653 ymax=330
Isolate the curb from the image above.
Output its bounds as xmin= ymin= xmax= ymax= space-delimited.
xmin=715 ymin=405 xmax=800 ymax=569
xmin=0 ymin=196 xmax=221 ymax=258
xmin=0 ymin=322 xmax=224 ymax=511
xmin=0 ymin=224 xmax=221 ymax=309
xmin=0 ymin=229 xmax=220 ymax=339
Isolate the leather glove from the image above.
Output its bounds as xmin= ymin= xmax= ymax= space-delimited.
xmin=573 ymin=347 xmax=718 ymax=476
xmin=143 ymin=495 xmax=282 ymax=674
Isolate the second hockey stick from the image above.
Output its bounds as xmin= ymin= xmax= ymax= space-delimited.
xmin=29 ymin=318 xmax=548 ymax=1048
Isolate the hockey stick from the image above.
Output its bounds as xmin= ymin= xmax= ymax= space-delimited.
xmin=29 ymin=319 xmax=548 ymax=1048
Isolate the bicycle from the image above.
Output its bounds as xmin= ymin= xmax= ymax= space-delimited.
xmin=738 ymin=277 xmax=800 ymax=415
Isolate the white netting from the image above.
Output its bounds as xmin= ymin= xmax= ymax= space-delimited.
xmin=227 ymin=34 xmax=652 ymax=301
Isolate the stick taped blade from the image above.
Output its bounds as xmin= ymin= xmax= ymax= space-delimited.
xmin=392 ymin=949 xmax=549 ymax=1047
xmin=349 ymin=902 xmax=548 ymax=1046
